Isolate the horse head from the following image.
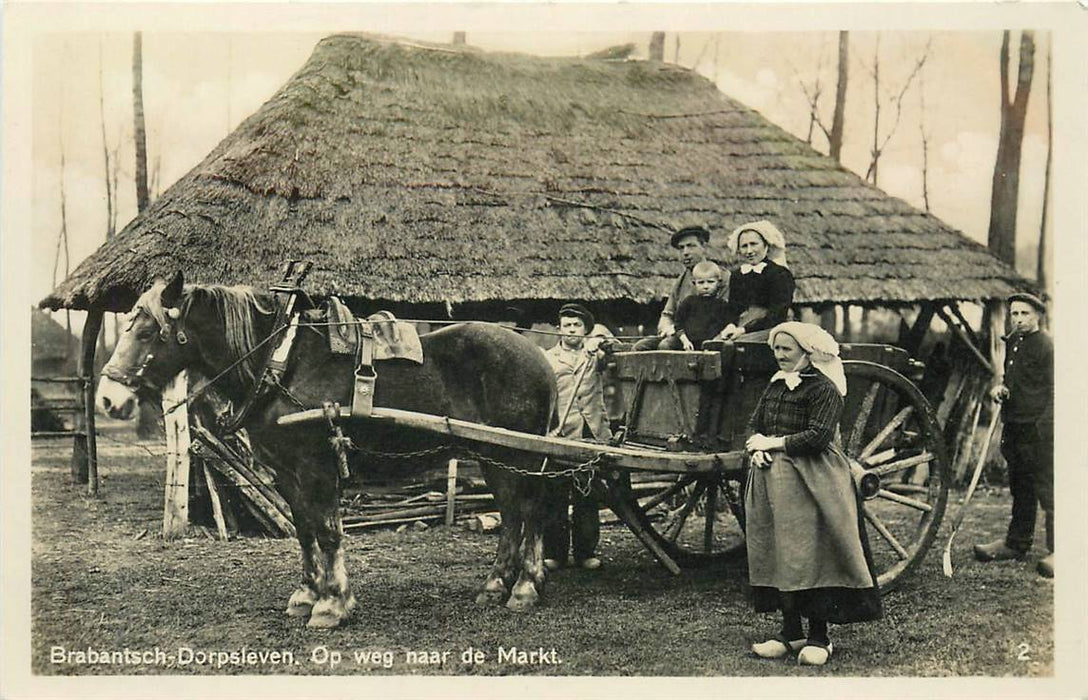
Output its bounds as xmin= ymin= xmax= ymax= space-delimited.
xmin=97 ymin=271 xmax=196 ymax=419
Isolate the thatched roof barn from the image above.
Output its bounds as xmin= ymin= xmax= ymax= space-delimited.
xmin=42 ymin=33 xmax=1030 ymax=321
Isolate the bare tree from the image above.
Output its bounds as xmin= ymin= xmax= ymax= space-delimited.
xmin=1037 ymin=39 xmax=1052 ymax=290
xmin=97 ymin=42 xmax=116 ymax=242
xmin=861 ymin=34 xmax=931 ymax=185
xmin=794 ymin=32 xmax=849 ymax=161
xmin=918 ymin=44 xmax=933 ymax=213
xmin=987 ymin=31 xmax=1035 ymax=267
xmin=829 ymin=31 xmax=849 ymax=161
xmin=133 ymin=32 xmax=149 ymax=213
xmin=52 ymin=135 xmax=73 ymax=364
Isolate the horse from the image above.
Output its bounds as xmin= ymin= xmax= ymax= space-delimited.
xmin=96 ymin=272 xmax=558 ymax=627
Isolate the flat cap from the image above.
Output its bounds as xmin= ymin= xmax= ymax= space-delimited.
xmin=558 ymin=303 xmax=595 ymax=330
xmin=670 ymin=225 xmax=710 ymax=249
xmin=1007 ymin=292 xmax=1047 ymax=313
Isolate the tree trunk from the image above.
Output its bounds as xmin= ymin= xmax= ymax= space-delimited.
xmin=987 ymin=31 xmax=1035 ymax=267
xmin=133 ymin=32 xmax=149 ymax=213
xmin=829 ymin=31 xmax=849 ymax=162
xmin=1037 ymin=39 xmax=1052 ymax=290
xmin=649 ymin=32 xmax=665 ymax=61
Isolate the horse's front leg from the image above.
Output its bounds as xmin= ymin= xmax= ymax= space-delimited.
xmin=506 ymin=476 xmax=551 ymax=612
xmin=307 ymin=472 xmax=357 ymax=629
xmin=276 ymin=470 xmax=321 ymax=618
xmin=476 ymin=464 xmax=521 ymax=606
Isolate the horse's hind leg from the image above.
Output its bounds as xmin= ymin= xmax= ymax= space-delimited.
xmin=307 ymin=474 xmax=357 ymax=629
xmin=475 ymin=465 xmax=521 ymax=606
xmin=507 ymin=477 xmax=549 ymax=612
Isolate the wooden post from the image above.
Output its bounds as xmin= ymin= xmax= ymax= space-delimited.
xmin=445 ymin=458 xmax=458 ymax=526
xmin=162 ymin=371 xmax=191 ymax=539
xmin=72 ymin=308 xmax=104 ymax=491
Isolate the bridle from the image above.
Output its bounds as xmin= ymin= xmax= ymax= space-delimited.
xmin=103 ymin=307 xmax=189 ymax=395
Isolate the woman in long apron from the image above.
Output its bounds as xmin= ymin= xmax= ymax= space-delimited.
xmin=743 ymin=322 xmax=882 ymax=666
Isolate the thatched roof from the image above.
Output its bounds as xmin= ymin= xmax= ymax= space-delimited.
xmin=42 ymin=33 xmax=1030 ymax=314
xmin=31 ymin=308 xmax=78 ymax=363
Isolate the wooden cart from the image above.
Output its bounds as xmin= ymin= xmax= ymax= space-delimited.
xmin=280 ymin=339 xmax=950 ymax=592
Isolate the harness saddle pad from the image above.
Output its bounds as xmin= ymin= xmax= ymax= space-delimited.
xmin=325 ymin=297 xmax=424 ymax=365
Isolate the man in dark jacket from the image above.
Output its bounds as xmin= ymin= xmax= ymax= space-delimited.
xmin=973 ymin=292 xmax=1054 ymax=578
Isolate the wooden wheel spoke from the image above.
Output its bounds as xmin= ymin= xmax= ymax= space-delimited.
xmin=871 ymin=451 xmax=934 ymax=477
xmin=863 ymin=447 xmax=897 ymax=466
xmin=665 ymin=482 xmax=706 ymax=542
xmin=639 ymin=475 xmax=697 ymax=513
xmin=883 ymin=483 xmax=930 ymax=495
xmin=703 ymin=479 xmax=719 ymax=553
xmin=858 ymin=406 xmax=915 ymax=461
xmin=847 ymin=382 xmax=882 ymax=454
xmin=876 ymin=488 xmax=933 ymax=512
xmin=863 ymin=505 xmax=910 ymax=560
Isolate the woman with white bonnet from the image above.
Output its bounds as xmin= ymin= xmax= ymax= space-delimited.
xmin=719 ymin=220 xmax=796 ymax=341
xmin=743 ymin=322 xmax=882 ymax=666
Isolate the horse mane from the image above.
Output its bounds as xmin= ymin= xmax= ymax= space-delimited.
xmin=135 ymin=281 xmax=273 ymax=386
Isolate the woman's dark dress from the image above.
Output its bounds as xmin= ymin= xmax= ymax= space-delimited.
xmin=725 ymin=259 xmax=795 ymax=333
xmin=744 ymin=370 xmax=883 ymax=624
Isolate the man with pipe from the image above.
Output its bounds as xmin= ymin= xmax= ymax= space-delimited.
xmin=542 ymin=303 xmax=613 ymax=571
xmin=973 ymin=292 xmax=1054 ymax=578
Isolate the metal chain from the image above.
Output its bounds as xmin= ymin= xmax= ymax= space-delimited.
xmin=341 ymin=439 xmax=604 ymax=483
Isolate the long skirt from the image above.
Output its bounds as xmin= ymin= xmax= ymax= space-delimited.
xmin=744 ymin=444 xmax=883 ymax=624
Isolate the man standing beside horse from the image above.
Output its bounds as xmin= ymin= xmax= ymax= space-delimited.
xmin=543 ymin=303 xmax=613 ymax=571
xmin=973 ymin=292 xmax=1054 ymax=578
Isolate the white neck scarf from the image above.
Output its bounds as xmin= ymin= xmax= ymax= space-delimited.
xmin=770 ymin=370 xmax=803 ymax=390
xmin=740 ymin=261 xmax=767 ymax=275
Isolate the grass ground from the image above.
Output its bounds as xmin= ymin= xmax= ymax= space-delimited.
xmin=29 ymin=433 xmax=1053 ymax=677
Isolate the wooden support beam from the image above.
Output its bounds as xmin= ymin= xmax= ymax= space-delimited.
xmin=948 ymin=302 xmax=982 ymax=351
xmin=935 ymin=305 xmax=993 ymax=375
xmin=71 ymin=307 xmax=104 ymax=488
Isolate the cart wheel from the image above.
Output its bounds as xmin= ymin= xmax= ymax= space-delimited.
xmin=842 ymin=360 xmax=951 ymax=592
xmin=606 ymin=468 xmax=748 ymax=568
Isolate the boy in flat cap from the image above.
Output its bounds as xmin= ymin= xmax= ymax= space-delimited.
xmin=635 ymin=225 xmax=729 ymax=350
xmin=974 ymin=292 xmax=1054 ymax=578
xmin=542 ymin=303 xmax=613 ymax=570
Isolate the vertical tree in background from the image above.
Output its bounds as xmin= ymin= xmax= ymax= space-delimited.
xmin=132 ymin=31 xmax=162 ymax=439
xmin=829 ymin=31 xmax=849 ymax=162
xmin=986 ymin=30 xmax=1035 ymax=267
xmin=649 ymin=32 xmax=665 ymax=61
xmin=133 ymin=32 xmax=149 ymax=213
xmin=1036 ymin=39 xmax=1052 ymax=291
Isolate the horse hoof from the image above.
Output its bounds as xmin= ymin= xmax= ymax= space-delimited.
xmin=306 ymin=597 xmax=350 ymax=628
xmin=505 ymin=584 xmax=539 ymax=612
xmin=285 ymin=587 xmax=317 ymax=618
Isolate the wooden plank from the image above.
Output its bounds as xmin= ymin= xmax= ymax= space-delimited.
xmin=611 ymin=350 xmax=722 ymax=382
xmin=445 ymin=459 xmax=458 ymax=526
xmin=162 ymin=371 xmax=191 ymax=539
xmin=189 ymin=426 xmax=296 ymax=536
xmin=278 ymin=407 xmax=743 ymax=475
xmin=202 ymin=463 xmax=230 ymax=541
xmin=192 ymin=441 xmax=296 ymax=537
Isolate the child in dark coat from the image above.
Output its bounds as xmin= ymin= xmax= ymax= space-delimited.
xmin=661 ymin=261 xmax=730 ymax=350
